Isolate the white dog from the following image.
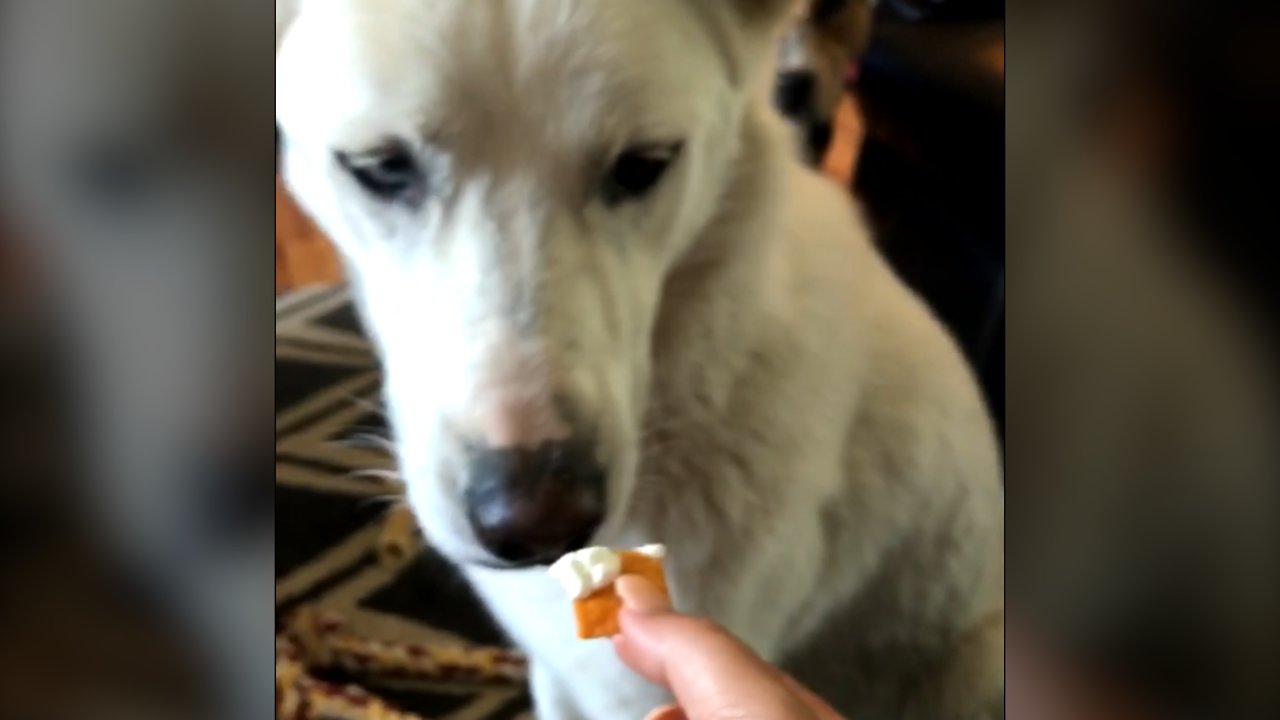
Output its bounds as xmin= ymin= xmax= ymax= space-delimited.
xmin=276 ymin=1 xmax=1003 ymax=718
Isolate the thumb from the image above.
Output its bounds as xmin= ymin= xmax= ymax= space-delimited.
xmin=612 ymin=576 xmax=820 ymax=720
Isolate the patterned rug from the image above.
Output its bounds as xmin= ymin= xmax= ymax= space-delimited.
xmin=276 ymin=286 xmax=531 ymax=720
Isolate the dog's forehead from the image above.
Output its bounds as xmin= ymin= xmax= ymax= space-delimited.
xmin=278 ymin=0 xmax=728 ymax=154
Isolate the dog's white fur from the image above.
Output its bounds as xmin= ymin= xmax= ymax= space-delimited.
xmin=277 ymin=1 xmax=1003 ymax=717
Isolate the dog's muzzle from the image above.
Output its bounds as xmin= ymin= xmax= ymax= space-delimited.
xmin=463 ymin=439 xmax=606 ymax=567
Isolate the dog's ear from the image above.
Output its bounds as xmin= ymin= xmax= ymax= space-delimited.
xmin=276 ymin=0 xmax=300 ymax=54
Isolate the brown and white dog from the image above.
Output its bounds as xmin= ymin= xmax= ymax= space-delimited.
xmin=276 ymin=0 xmax=1002 ymax=718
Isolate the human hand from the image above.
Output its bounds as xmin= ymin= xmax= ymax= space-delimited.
xmin=611 ymin=576 xmax=844 ymax=720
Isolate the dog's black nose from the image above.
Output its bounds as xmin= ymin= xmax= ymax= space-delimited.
xmin=464 ymin=441 xmax=606 ymax=566
xmin=775 ymin=71 xmax=815 ymax=119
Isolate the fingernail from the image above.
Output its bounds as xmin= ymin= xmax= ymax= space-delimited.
xmin=616 ymin=575 xmax=671 ymax=614
xmin=643 ymin=703 xmax=686 ymax=720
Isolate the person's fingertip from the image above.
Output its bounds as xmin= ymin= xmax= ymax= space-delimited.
xmin=616 ymin=575 xmax=671 ymax=614
xmin=617 ymin=608 xmax=819 ymax=720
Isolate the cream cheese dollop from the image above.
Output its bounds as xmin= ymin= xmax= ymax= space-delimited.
xmin=547 ymin=544 xmax=666 ymax=599
xmin=635 ymin=543 xmax=666 ymax=559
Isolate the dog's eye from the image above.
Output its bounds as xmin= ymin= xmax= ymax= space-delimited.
xmin=602 ymin=142 xmax=683 ymax=206
xmin=338 ymin=146 xmax=423 ymax=202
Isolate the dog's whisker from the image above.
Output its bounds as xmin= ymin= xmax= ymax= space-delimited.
xmin=325 ymin=437 xmax=378 ymax=450
xmin=344 ymin=432 xmax=399 ymax=453
xmin=351 ymin=467 xmax=405 ymax=484
xmin=346 ymin=392 xmax=389 ymax=417
xmin=354 ymin=493 xmax=408 ymax=511
xmin=344 ymin=424 xmax=393 ymax=436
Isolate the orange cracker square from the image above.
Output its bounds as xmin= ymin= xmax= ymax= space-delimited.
xmin=572 ymin=551 xmax=668 ymax=639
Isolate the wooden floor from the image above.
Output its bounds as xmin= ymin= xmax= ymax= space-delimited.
xmin=276 ymin=174 xmax=344 ymax=292
xmin=275 ymin=97 xmax=865 ymax=293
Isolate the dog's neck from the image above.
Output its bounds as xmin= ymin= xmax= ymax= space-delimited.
xmin=633 ymin=103 xmax=801 ymax=580
xmin=649 ymin=103 xmax=791 ymax=414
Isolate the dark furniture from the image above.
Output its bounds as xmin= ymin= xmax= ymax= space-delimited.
xmin=853 ymin=8 xmax=1005 ymax=440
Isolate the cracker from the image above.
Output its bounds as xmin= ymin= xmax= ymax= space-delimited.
xmin=572 ymin=550 xmax=668 ymax=639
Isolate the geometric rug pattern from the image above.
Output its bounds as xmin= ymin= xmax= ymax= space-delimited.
xmin=277 ymin=287 xmax=531 ymax=719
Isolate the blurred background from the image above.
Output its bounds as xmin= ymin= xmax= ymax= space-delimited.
xmin=1 ymin=1 xmax=273 ymax=717
xmin=3 ymin=0 xmax=1279 ymax=718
